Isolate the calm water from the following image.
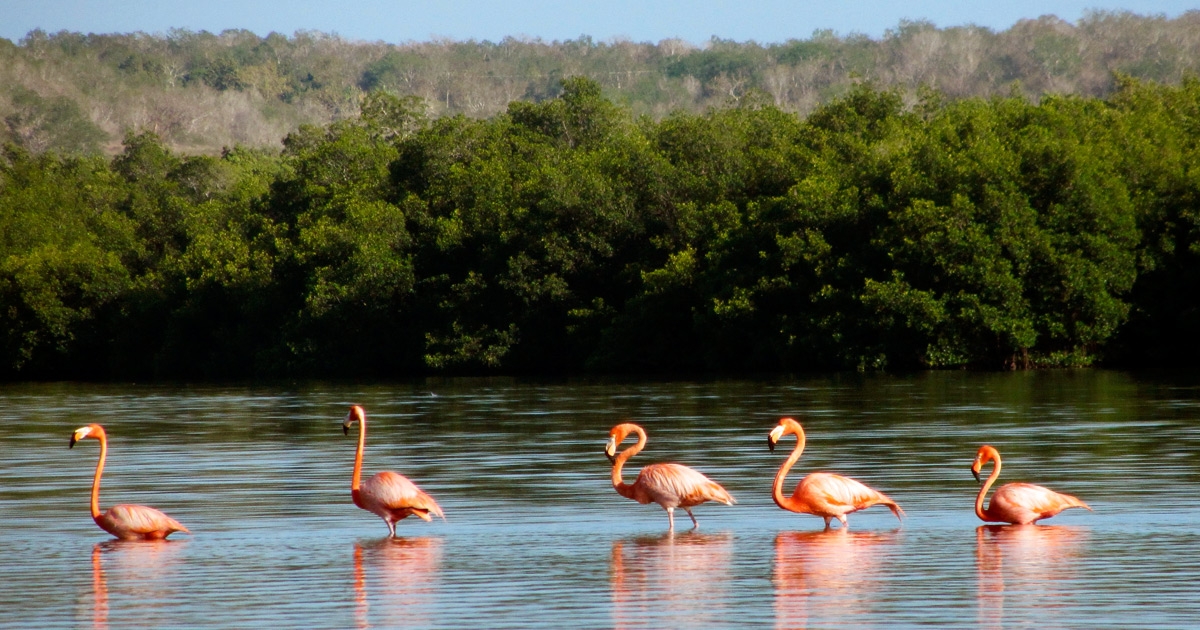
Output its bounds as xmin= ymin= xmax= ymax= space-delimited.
xmin=1 ymin=371 xmax=1199 ymax=628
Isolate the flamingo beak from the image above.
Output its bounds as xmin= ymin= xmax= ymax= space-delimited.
xmin=605 ymin=437 xmax=617 ymax=463
xmin=767 ymin=425 xmax=784 ymax=452
xmin=69 ymin=426 xmax=89 ymax=448
xmin=972 ymin=468 xmax=981 ymax=484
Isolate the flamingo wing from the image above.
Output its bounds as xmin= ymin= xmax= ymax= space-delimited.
xmin=103 ymin=504 xmax=189 ymax=539
xmin=990 ymin=482 xmax=1090 ymax=523
xmin=362 ymin=471 xmax=444 ymax=520
xmin=797 ymin=472 xmax=895 ymax=516
xmin=635 ymin=463 xmax=735 ymax=508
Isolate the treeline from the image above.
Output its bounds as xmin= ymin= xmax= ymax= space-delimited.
xmin=4 ymin=11 xmax=1200 ymax=155
xmin=3 ymin=77 xmax=1200 ymax=379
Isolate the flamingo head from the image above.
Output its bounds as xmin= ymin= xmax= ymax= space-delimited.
xmin=69 ymin=424 xmax=103 ymax=448
xmin=768 ymin=417 xmax=801 ymax=452
xmin=605 ymin=423 xmax=639 ymax=463
xmin=343 ymin=405 xmax=365 ymax=436
xmin=972 ymin=445 xmax=997 ymax=484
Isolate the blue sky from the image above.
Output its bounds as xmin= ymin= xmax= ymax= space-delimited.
xmin=4 ymin=1 xmax=1197 ymax=45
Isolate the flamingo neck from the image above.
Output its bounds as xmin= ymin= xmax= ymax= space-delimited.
xmin=612 ymin=427 xmax=646 ymax=500
xmin=90 ymin=433 xmax=107 ymax=521
xmin=976 ymin=453 xmax=1001 ymax=521
xmin=351 ymin=417 xmax=366 ymax=494
xmin=773 ymin=426 xmax=806 ymax=512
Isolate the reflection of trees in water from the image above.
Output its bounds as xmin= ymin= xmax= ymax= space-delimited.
xmin=88 ymin=540 xmax=186 ymax=629
xmin=610 ymin=531 xmax=734 ymax=629
xmin=975 ymin=525 xmax=1088 ymax=629
xmin=773 ymin=528 xmax=900 ymax=629
xmin=353 ymin=537 xmax=443 ymax=630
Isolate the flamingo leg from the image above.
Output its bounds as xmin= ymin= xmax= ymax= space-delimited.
xmin=666 ymin=507 xmax=676 ymax=531
xmin=822 ymin=516 xmax=832 ymax=530
xmin=684 ymin=507 xmax=699 ymax=529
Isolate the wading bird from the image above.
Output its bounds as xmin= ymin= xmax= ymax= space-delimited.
xmin=972 ymin=444 xmax=1091 ymax=525
xmin=69 ymin=424 xmax=190 ymax=540
xmin=344 ymin=405 xmax=444 ymax=536
xmin=768 ymin=417 xmax=903 ymax=529
xmin=605 ymin=422 xmax=735 ymax=531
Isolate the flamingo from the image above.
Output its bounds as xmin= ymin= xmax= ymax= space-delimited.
xmin=605 ymin=422 xmax=735 ymax=531
xmin=768 ymin=417 xmax=903 ymax=529
xmin=69 ymin=424 xmax=190 ymax=540
xmin=972 ymin=444 xmax=1091 ymax=525
xmin=344 ymin=405 xmax=444 ymax=536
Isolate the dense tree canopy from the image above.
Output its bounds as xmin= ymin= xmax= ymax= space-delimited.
xmin=1 ymin=77 xmax=1199 ymax=379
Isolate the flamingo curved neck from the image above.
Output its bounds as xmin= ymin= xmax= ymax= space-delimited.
xmin=976 ymin=454 xmax=1001 ymax=521
xmin=90 ymin=434 xmax=107 ymax=521
xmin=773 ymin=427 xmax=806 ymax=512
xmin=611 ymin=427 xmax=646 ymax=500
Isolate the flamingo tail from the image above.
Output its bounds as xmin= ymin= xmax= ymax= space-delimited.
xmin=709 ymin=483 xmax=736 ymax=506
xmin=1067 ymin=495 xmax=1092 ymax=512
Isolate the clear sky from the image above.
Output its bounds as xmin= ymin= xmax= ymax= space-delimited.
xmin=3 ymin=0 xmax=1197 ymax=45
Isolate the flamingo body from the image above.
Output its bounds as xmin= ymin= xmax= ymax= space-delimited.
xmin=768 ymin=417 xmax=903 ymax=529
xmin=69 ymin=424 xmax=190 ymax=541
xmin=345 ymin=405 xmax=444 ymax=536
xmin=972 ymin=445 xmax=1091 ymax=525
xmin=95 ymin=504 xmax=189 ymax=541
xmin=356 ymin=471 xmax=445 ymax=525
xmin=606 ymin=423 xmax=735 ymax=530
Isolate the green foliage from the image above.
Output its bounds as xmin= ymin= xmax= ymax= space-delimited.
xmin=0 ymin=147 xmax=135 ymax=375
xmin=666 ymin=38 xmax=765 ymax=82
xmin=360 ymin=50 xmax=428 ymax=92
xmin=773 ymin=31 xmax=838 ymax=65
xmin=0 ymin=77 xmax=1195 ymax=378
xmin=3 ymin=87 xmax=106 ymax=155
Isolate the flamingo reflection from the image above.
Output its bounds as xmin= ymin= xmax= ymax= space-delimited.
xmin=610 ymin=531 xmax=734 ymax=629
xmin=91 ymin=545 xmax=107 ymax=630
xmin=353 ymin=537 xmax=443 ymax=629
xmin=773 ymin=528 xmax=899 ymax=628
xmin=90 ymin=540 xmax=185 ymax=629
xmin=975 ymin=525 xmax=1088 ymax=629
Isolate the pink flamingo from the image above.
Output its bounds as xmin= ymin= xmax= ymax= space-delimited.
xmin=605 ymin=422 xmax=735 ymax=531
xmin=768 ymin=417 xmax=903 ymax=529
xmin=972 ymin=444 xmax=1091 ymax=525
xmin=344 ymin=405 xmax=444 ymax=536
xmin=69 ymin=424 xmax=190 ymax=540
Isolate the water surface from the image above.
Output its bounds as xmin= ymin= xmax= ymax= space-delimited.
xmin=1 ymin=371 xmax=1198 ymax=627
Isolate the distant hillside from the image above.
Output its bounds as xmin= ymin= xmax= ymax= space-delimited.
xmin=3 ymin=10 xmax=1199 ymax=155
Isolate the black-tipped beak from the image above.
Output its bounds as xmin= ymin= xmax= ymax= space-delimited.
xmin=972 ymin=469 xmax=981 ymax=484
xmin=606 ymin=450 xmax=616 ymax=464
xmin=343 ymin=423 xmax=350 ymax=436
xmin=69 ymin=435 xmax=77 ymax=449
xmin=768 ymin=436 xmax=777 ymax=452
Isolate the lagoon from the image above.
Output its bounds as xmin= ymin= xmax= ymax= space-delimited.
xmin=1 ymin=371 xmax=1198 ymax=627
